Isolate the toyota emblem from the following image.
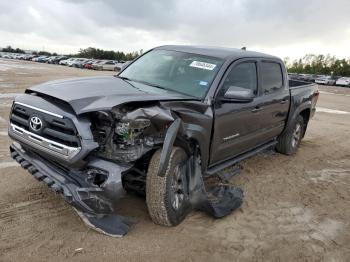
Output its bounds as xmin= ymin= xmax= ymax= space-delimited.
xmin=30 ymin=116 xmax=43 ymax=131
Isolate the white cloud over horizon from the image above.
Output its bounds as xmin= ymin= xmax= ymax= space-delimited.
xmin=0 ymin=0 xmax=349 ymax=59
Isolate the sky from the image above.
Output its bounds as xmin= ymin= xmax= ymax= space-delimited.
xmin=0 ymin=0 xmax=349 ymax=60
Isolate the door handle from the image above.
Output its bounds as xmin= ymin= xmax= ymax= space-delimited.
xmin=251 ymin=106 xmax=263 ymax=113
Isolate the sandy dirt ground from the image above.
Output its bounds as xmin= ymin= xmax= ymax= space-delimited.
xmin=0 ymin=58 xmax=350 ymax=262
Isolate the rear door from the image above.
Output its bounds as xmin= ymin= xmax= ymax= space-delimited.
xmin=256 ymin=60 xmax=290 ymax=140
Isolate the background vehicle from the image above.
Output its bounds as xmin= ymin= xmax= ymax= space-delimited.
xmin=288 ymin=73 xmax=299 ymax=80
xmin=83 ymin=60 xmax=99 ymax=69
xmin=47 ymin=56 xmax=57 ymax=63
xmin=315 ymin=76 xmax=336 ymax=85
xmin=91 ymin=60 xmax=104 ymax=70
xmin=25 ymin=55 xmax=37 ymax=61
xmin=114 ymin=62 xmax=126 ymax=72
xmin=336 ymin=77 xmax=350 ymax=87
xmin=59 ymin=58 xmax=74 ymax=65
xmin=48 ymin=56 xmax=67 ymax=64
xmin=70 ymin=58 xmax=89 ymax=68
xmin=32 ymin=56 xmax=49 ymax=63
xmin=94 ymin=60 xmax=119 ymax=71
xmin=66 ymin=58 xmax=79 ymax=67
xmin=8 ymin=46 xmax=319 ymax=235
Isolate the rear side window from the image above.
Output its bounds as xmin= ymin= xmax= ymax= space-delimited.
xmin=221 ymin=62 xmax=257 ymax=95
xmin=261 ymin=62 xmax=283 ymax=94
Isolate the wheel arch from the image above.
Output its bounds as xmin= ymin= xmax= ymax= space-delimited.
xmin=284 ymin=101 xmax=312 ymax=135
xmin=156 ymin=120 xmax=208 ymax=177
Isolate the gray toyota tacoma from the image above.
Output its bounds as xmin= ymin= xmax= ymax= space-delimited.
xmin=8 ymin=45 xmax=319 ymax=236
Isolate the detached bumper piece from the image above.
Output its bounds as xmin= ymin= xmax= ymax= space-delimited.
xmin=10 ymin=143 xmax=135 ymax=237
xmin=188 ymin=155 xmax=244 ymax=218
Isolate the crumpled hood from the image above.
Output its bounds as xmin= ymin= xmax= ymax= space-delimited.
xmin=28 ymin=76 xmax=195 ymax=115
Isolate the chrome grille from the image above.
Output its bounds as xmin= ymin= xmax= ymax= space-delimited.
xmin=10 ymin=102 xmax=80 ymax=147
xmin=9 ymin=102 xmax=81 ymax=160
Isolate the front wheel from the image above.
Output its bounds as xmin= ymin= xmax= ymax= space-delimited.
xmin=146 ymin=147 xmax=191 ymax=226
xmin=276 ymin=115 xmax=305 ymax=155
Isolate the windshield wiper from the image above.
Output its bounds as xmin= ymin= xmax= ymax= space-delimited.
xmin=114 ymin=75 xmax=139 ymax=90
xmin=117 ymin=76 xmax=132 ymax=81
xmin=134 ymin=80 xmax=167 ymax=90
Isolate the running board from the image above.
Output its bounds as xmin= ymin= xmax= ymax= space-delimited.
xmin=205 ymin=140 xmax=277 ymax=176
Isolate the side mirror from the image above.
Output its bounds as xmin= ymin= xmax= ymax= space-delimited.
xmin=222 ymin=86 xmax=254 ymax=103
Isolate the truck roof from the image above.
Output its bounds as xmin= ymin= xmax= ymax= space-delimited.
xmin=154 ymin=45 xmax=278 ymax=61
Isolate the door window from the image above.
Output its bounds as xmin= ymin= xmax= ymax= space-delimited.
xmin=261 ymin=62 xmax=283 ymax=94
xmin=221 ymin=62 xmax=258 ymax=95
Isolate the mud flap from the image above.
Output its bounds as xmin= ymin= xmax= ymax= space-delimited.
xmin=74 ymin=209 xmax=136 ymax=237
xmin=188 ymin=154 xmax=244 ymax=218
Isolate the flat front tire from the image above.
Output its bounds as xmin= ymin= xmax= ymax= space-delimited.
xmin=146 ymin=147 xmax=191 ymax=226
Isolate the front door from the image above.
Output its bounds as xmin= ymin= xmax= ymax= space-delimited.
xmin=210 ymin=60 xmax=263 ymax=165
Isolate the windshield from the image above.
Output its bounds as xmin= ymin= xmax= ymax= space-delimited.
xmin=119 ymin=50 xmax=224 ymax=98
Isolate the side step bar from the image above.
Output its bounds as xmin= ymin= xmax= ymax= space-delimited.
xmin=205 ymin=140 xmax=277 ymax=176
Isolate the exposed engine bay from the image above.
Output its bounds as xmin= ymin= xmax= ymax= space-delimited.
xmin=90 ymin=104 xmax=173 ymax=163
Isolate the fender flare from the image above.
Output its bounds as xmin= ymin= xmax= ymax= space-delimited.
xmin=284 ymin=101 xmax=311 ymax=132
xmin=157 ymin=118 xmax=182 ymax=177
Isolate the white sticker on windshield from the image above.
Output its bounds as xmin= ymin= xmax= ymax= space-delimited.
xmin=190 ymin=61 xmax=217 ymax=71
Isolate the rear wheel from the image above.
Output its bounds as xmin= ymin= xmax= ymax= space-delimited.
xmin=146 ymin=147 xmax=191 ymax=226
xmin=276 ymin=115 xmax=305 ymax=155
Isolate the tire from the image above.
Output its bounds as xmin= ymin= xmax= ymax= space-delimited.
xmin=276 ymin=115 xmax=305 ymax=155
xmin=146 ymin=147 xmax=191 ymax=226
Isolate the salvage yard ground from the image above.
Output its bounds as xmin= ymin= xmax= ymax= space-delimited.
xmin=0 ymin=58 xmax=350 ymax=262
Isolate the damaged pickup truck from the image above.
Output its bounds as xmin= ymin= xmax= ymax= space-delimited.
xmin=8 ymin=45 xmax=319 ymax=236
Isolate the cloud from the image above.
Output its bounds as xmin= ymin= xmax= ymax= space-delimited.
xmin=0 ymin=0 xmax=349 ymax=58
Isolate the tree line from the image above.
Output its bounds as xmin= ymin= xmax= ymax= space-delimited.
xmin=2 ymin=46 xmax=25 ymax=54
xmin=1 ymin=46 xmax=141 ymax=61
xmin=75 ymin=47 xmax=140 ymax=61
xmin=284 ymin=54 xmax=350 ymax=77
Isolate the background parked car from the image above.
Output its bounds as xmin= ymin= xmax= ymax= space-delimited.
xmin=70 ymin=58 xmax=89 ymax=68
xmin=336 ymin=77 xmax=350 ymax=87
xmin=32 ymin=56 xmax=49 ymax=62
xmin=47 ymin=56 xmax=58 ymax=63
xmin=94 ymin=60 xmax=119 ymax=71
xmin=288 ymin=73 xmax=300 ymax=80
xmin=59 ymin=58 xmax=73 ymax=65
xmin=91 ymin=60 xmax=105 ymax=70
xmin=315 ymin=76 xmax=336 ymax=85
xmin=83 ymin=60 xmax=98 ymax=69
xmin=47 ymin=56 xmax=65 ymax=64
xmin=62 ymin=58 xmax=78 ymax=66
xmin=114 ymin=62 xmax=128 ymax=72
xmin=25 ymin=55 xmax=37 ymax=60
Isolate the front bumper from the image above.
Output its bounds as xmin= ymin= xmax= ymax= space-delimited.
xmin=10 ymin=142 xmax=129 ymax=215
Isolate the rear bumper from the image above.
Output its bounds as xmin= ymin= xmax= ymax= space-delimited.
xmin=10 ymin=142 xmax=130 ymax=215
